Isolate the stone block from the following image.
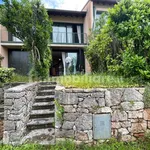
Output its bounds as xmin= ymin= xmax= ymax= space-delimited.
xmin=121 ymin=135 xmax=132 ymax=141
xmin=8 ymin=113 xmax=24 ymax=121
xmin=128 ymin=111 xmax=143 ymax=119
xmin=63 ymin=113 xmax=79 ymax=122
xmin=80 ymin=97 xmax=98 ymax=108
xmin=106 ymin=89 xmax=124 ymax=107
xmin=64 ymin=105 xmax=76 ymax=113
xmin=3 ymin=131 xmax=9 ymax=144
xmin=77 ymin=108 xmax=89 ymax=113
xmin=76 ymin=131 xmax=88 ymax=141
xmin=112 ymin=110 xmax=127 ymax=121
xmin=4 ymin=121 xmax=15 ymax=131
xmin=97 ymin=98 xmax=105 ymax=107
xmin=91 ymin=92 xmax=105 ymax=98
xmin=118 ymin=128 xmax=129 ymax=135
xmin=60 ymin=93 xmax=78 ymax=105
xmin=13 ymin=99 xmax=26 ymax=110
xmin=95 ymin=107 xmax=112 ymax=114
xmin=4 ymin=99 xmax=13 ymax=106
xmin=144 ymin=109 xmax=150 ymax=120
xmin=84 ymin=130 xmax=93 ymax=140
xmin=111 ymin=122 xmax=121 ymax=129
xmin=148 ymin=121 xmax=150 ymax=129
xmin=131 ymin=121 xmax=147 ymax=133
xmin=62 ymin=121 xmax=74 ymax=130
xmin=55 ymin=129 xmax=74 ymax=138
xmin=136 ymin=88 xmax=145 ymax=95
xmin=123 ymin=88 xmax=143 ymax=102
xmin=120 ymin=121 xmax=131 ymax=128
xmin=75 ymin=114 xmax=92 ymax=131
xmin=5 ymin=92 xmax=25 ymax=99
xmin=121 ymin=102 xmax=144 ymax=111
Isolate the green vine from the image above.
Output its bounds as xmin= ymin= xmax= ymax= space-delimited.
xmin=54 ymin=99 xmax=64 ymax=123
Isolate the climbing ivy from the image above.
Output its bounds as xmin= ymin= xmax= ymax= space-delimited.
xmin=54 ymin=100 xmax=64 ymax=122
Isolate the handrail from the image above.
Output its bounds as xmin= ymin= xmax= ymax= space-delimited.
xmin=0 ymin=30 xmax=87 ymax=44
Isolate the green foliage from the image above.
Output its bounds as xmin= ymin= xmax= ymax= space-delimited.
xmin=86 ymin=0 xmax=150 ymax=81
xmin=50 ymin=140 xmax=76 ymax=150
xmin=10 ymin=74 xmax=29 ymax=83
xmin=108 ymin=0 xmax=150 ymax=56
xmin=1 ymin=137 xmax=150 ymax=150
xmin=0 ymin=0 xmax=52 ymax=80
xmin=54 ymin=99 xmax=64 ymax=122
xmin=109 ymin=49 xmax=148 ymax=79
xmin=0 ymin=68 xmax=15 ymax=83
xmin=85 ymin=29 xmax=112 ymax=72
xmin=143 ymin=84 xmax=150 ymax=108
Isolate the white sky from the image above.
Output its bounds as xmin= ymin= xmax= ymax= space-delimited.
xmin=42 ymin=0 xmax=88 ymax=11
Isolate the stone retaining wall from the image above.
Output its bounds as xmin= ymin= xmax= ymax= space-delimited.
xmin=55 ymin=86 xmax=150 ymax=143
xmin=0 ymin=83 xmax=24 ymax=141
xmin=3 ymin=83 xmax=38 ymax=145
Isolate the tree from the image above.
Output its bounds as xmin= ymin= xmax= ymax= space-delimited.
xmin=0 ymin=0 xmax=52 ymax=80
xmin=86 ymin=0 xmax=150 ymax=80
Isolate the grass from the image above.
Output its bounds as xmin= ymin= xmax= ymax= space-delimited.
xmin=5 ymin=73 xmax=143 ymax=88
xmin=51 ymin=74 xmax=141 ymax=88
xmin=0 ymin=137 xmax=150 ymax=150
xmin=10 ymin=73 xmax=29 ymax=83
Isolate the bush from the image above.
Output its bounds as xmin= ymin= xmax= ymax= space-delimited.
xmin=0 ymin=68 xmax=15 ymax=83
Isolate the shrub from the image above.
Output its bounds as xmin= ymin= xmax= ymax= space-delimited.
xmin=0 ymin=68 xmax=15 ymax=83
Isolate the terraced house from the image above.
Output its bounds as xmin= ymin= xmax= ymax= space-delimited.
xmin=0 ymin=0 xmax=117 ymax=76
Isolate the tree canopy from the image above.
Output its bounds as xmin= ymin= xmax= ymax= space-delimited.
xmin=86 ymin=0 xmax=150 ymax=81
xmin=0 ymin=0 xmax=52 ymax=80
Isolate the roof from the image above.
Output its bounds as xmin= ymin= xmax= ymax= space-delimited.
xmin=47 ymin=9 xmax=86 ymax=17
xmin=92 ymin=0 xmax=117 ymax=4
xmin=82 ymin=0 xmax=117 ymax=11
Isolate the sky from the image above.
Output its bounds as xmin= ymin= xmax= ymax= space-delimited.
xmin=0 ymin=0 xmax=89 ymax=11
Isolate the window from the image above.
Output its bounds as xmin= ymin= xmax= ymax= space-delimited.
xmin=96 ymin=11 xmax=103 ymax=19
xmin=52 ymin=24 xmax=83 ymax=44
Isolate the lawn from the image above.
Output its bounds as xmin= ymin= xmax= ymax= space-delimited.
xmin=50 ymin=74 xmax=141 ymax=88
xmin=0 ymin=138 xmax=150 ymax=150
xmin=8 ymin=73 xmax=143 ymax=88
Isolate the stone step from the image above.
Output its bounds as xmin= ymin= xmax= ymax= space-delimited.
xmin=0 ymin=112 xmax=4 ymax=119
xmin=0 ymin=105 xmax=4 ymax=112
xmin=37 ymin=90 xmax=55 ymax=96
xmin=32 ymin=102 xmax=54 ymax=110
xmin=30 ymin=110 xmax=54 ymax=119
xmin=40 ymin=82 xmax=57 ymax=85
xmin=27 ymin=118 xmax=54 ymax=130
xmin=22 ymin=128 xmax=55 ymax=145
xmin=38 ymin=85 xmax=56 ymax=90
xmin=35 ymin=96 xmax=55 ymax=102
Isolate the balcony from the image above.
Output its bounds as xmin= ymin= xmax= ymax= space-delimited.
xmin=0 ymin=30 xmax=87 ymax=47
xmin=52 ymin=32 xmax=87 ymax=45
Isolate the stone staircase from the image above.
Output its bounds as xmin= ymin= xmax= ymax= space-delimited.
xmin=23 ymin=82 xmax=56 ymax=145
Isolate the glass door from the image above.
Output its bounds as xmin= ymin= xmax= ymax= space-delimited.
xmin=62 ymin=52 xmax=77 ymax=75
xmin=67 ymin=26 xmax=73 ymax=43
xmin=52 ymin=26 xmax=66 ymax=43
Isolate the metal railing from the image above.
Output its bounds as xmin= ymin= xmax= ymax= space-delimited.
xmin=52 ymin=32 xmax=87 ymax=44
xmin=0 ymin=30 xmax=88 ymax=44
xmin=0 ymin=30 xmax=22 ymax=43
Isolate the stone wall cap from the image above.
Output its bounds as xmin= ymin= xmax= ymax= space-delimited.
xmin=5 ymin=82 xmax=38 ymax=93
xmin=55 ymin=85 xmax=65 ymax=91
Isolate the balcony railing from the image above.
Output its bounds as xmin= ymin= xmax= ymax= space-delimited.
xmin=0 ymin=30 xmax=87 ymax=45
xmin=52 ymin=32 xmax=87 ymax=44
xmin=0 ymin=30 xmax=22 ymax=43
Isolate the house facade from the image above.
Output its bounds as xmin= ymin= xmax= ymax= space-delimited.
xmin=0 ymin=0 xmax=116 ymax=76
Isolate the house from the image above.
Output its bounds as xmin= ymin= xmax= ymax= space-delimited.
xmin=0 ymin=0 xmax=117 ymax=76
